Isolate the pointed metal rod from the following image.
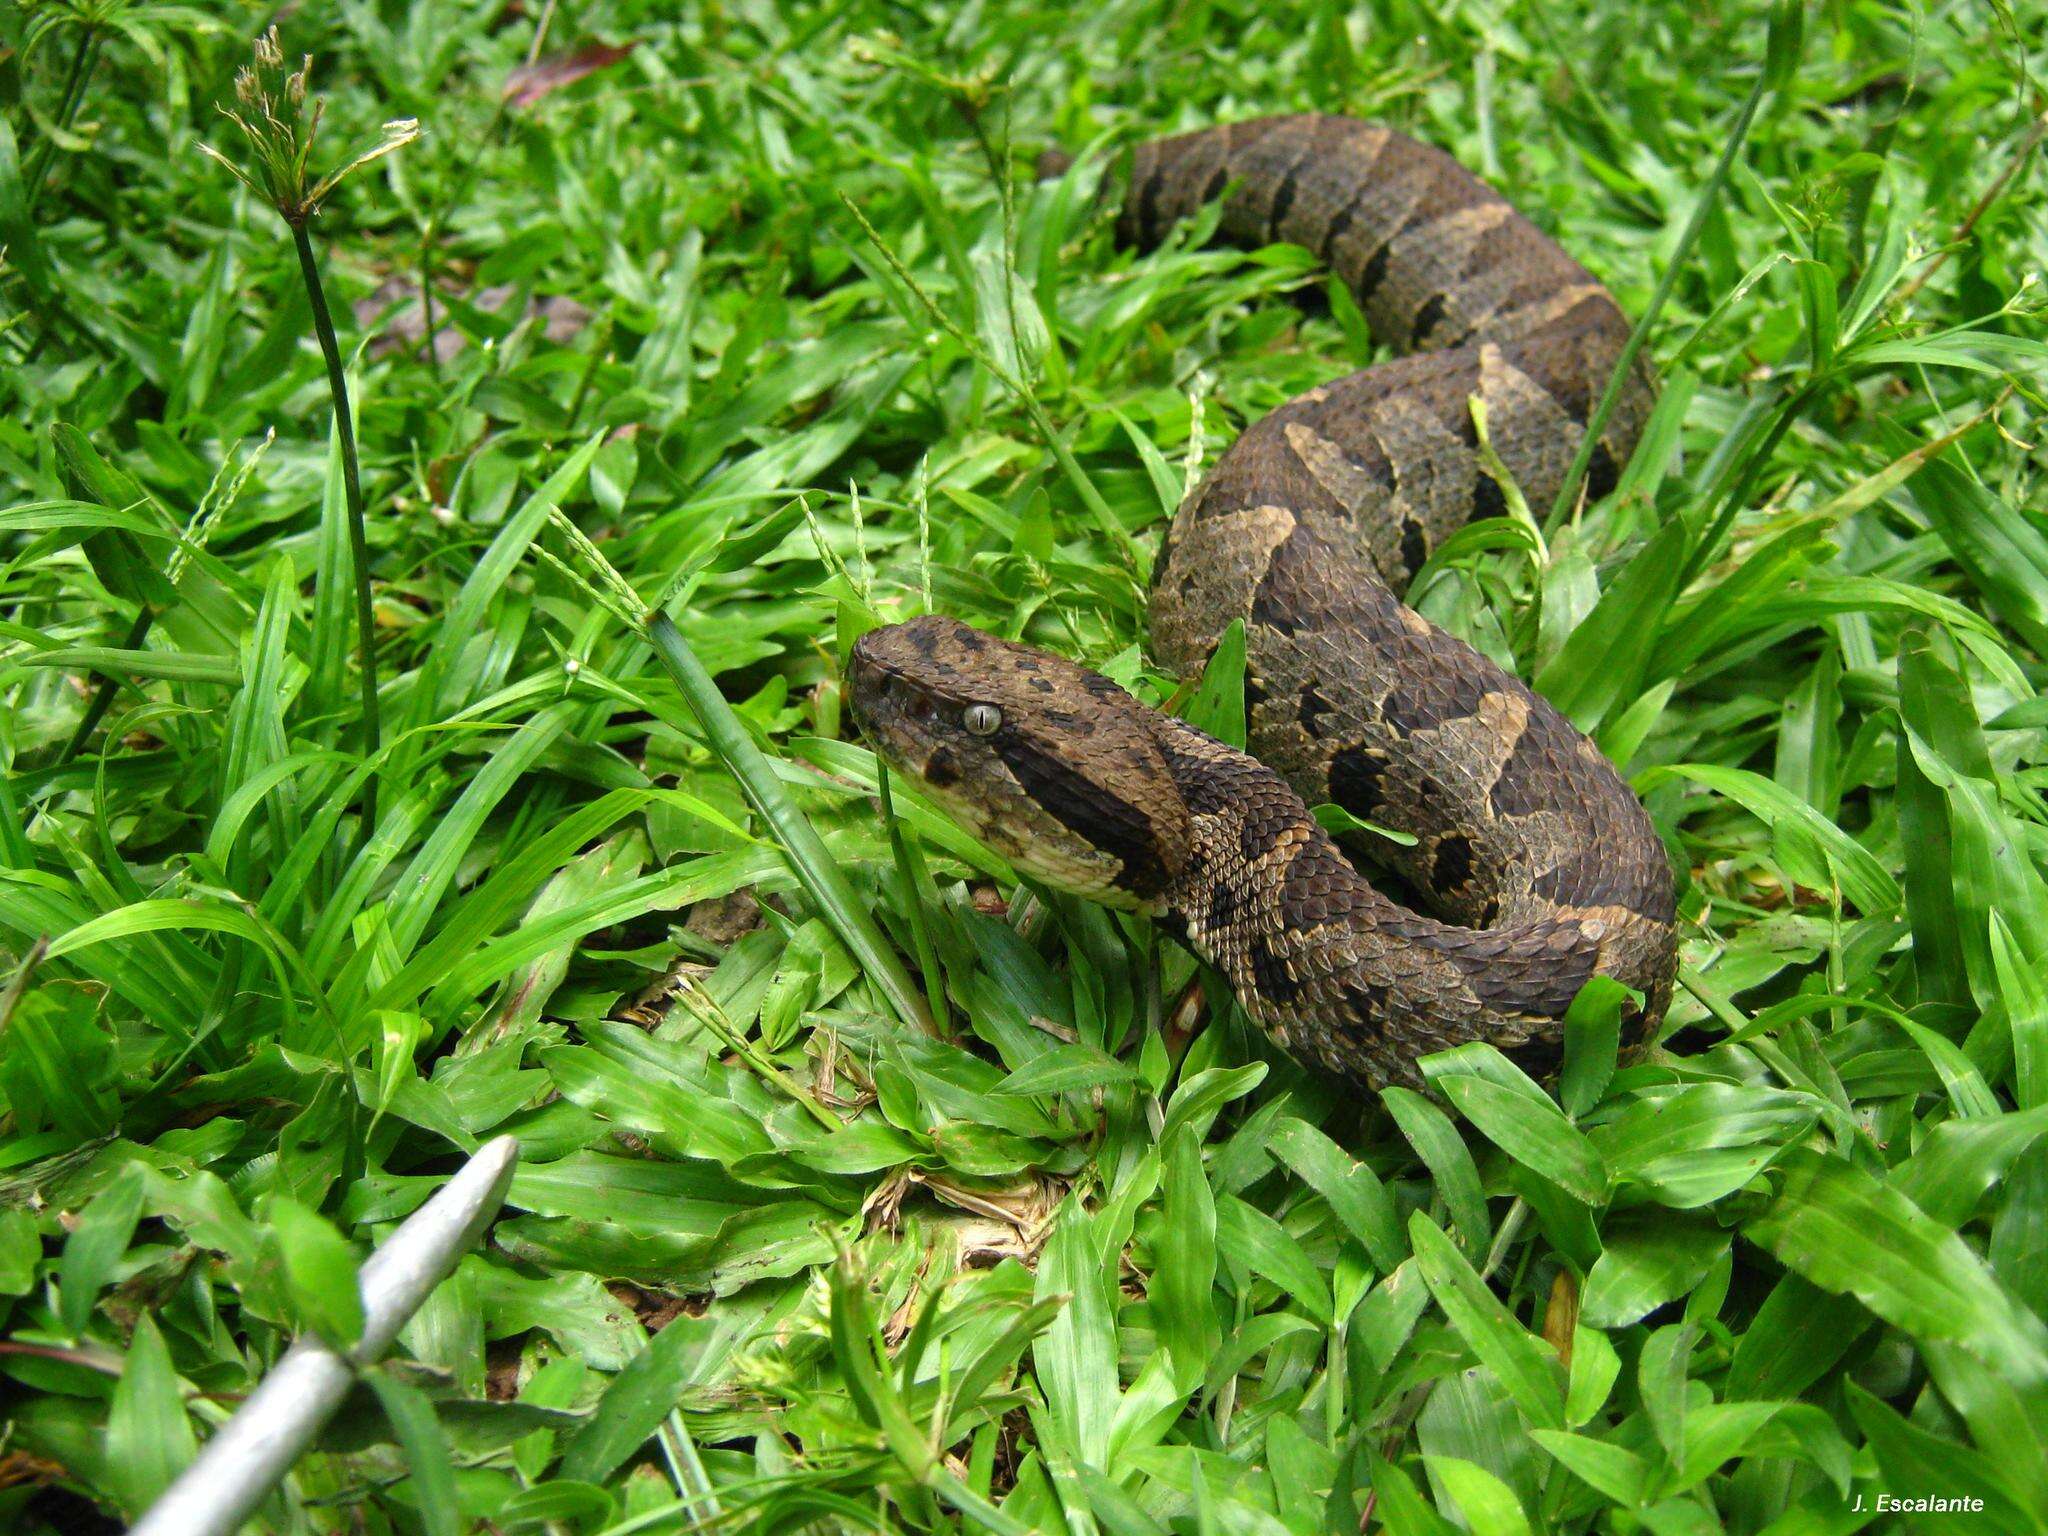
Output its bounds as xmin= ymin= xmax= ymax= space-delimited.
xmin=131 ymin=1136 xmax=520 ymax=1536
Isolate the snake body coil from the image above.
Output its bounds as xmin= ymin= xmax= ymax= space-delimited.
xmin=850 ymin=115 xmax=1677 ymax=1086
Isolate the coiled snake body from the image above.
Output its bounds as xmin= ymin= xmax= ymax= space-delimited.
xmin=850 ymin=115 xmax=1677 ymax=1087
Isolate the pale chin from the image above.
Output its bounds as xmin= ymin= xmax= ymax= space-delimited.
xmin=1008 ymin=846 xmax=1145 ymax=908
xmin=909 ymin=776 xmax=1119 ymax=901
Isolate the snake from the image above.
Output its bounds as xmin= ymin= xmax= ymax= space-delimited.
xmin=847 ymin=115 xmax=1677 ymax=1088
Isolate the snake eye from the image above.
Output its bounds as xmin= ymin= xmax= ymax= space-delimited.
xmin=962 ymin=703 xmax=1002 ymax=736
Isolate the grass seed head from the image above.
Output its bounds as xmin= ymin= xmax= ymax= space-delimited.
xmin=203 ymin=26 xmax=417 ymax=226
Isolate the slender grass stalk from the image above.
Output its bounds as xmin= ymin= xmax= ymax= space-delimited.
xmin=1891 ymin=111 xmax=2047 ymax=313
xmin=657 ymin=1408 xmax=723 ymax=1523
xmin=1523 ymin=0 xmax=1635 ymax=154
xmin=199 ymin=29 xmax=417 ymax=840
xmin=0 ymin=937 xmax=49 ymax=1032
xmin=7 ymin=25 xmax=103 ymax=362
xmin=291 ymin=219 xmax=382 ymax=835
xmin=23 ymin=28 xmax=99 ymax=211
xmin=415 ymin=0 xmax=560 ymax=371
xmin=543 ymin=492 xmax=937 ymax=1037
xmin=57 ymin=606 xmax=154 ymax=763
xmin=1677 ymin=384 xmax=1809 ymax=590
xmin=58 ymin=427 xmax=271 ymax=764
xmin=1543 ymin=59 xmax=1776 ymax=533
xmin=878 ymin=765 xmax=951 ymax=1036
xmin=838 ymin=192 xmax=1141 ymax=575
xmin=414 ymin=106 xmax=510 ymax=374
xmin=561 ymin=315 xmax=615 ymax=439
xmin=673 ymin=981 xmax=844 ymax=1130
xmin=647 ymin=613 xmax=936 ymax=1037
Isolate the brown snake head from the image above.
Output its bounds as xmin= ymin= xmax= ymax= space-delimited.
xmin=848 ymin=616 xmax=1192 ymax=908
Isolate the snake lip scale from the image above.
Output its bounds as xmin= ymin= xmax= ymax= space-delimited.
xmin=848 ymin=114 xmax=1678 ymax=1089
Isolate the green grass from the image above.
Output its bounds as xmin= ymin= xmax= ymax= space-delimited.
xmin=3 ymin=0 xmax=2048 ymax=1532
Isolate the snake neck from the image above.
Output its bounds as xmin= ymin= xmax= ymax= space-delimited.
xmin=1150 ymin=715 xmax=1635 ymax=1088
